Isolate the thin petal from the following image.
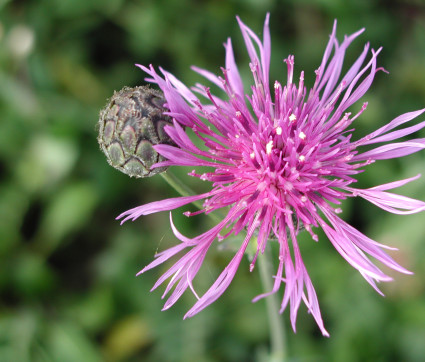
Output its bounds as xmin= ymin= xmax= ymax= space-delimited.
xmin=224 ymin=38 xmax=244 ymax=98
xmin=359 ymin=108 xmax=425 ymax=145
xmin=117 ymin=192 xmax=213 ymax=224
xmin=364 ymin=174 xmax=421 ymax=191
xmin=191 ymin=66 xmax=224 ymax=90
xmin=348 ymin=180 xmax=425 ymax=214
xmin=353 ymin=139 xmax=425 ymax=161
xmin=184 ymin=212 xmax=260 ymax=318
xmin=153 ymin=144 xmax=219 ymax=167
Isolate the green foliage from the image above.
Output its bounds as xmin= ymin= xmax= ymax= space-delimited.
xmin=1 ymin=0 xmax=425 ymax=361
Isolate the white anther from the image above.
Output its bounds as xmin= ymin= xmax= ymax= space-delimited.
xmin=299 ymin=155 xmax=306 ymax=162
xmin=299 ymin=131 xmax=306 ymax=140
xmin=266 ymin=140 xmax=273 ymax=155
xmin=289 ymin=113 xmax=297 ymax=122
xmin=275 ymin=126 xmax=282 ymax=135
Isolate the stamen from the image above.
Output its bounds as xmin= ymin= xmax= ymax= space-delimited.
xmin=274 ymin=81 xmax=281 ymax=121
xmin=266 ymin=140 xmax=273 ymax=155
xmin=284 ymin=55 xmax=294 ymax=85
xmin=275 ymin=126 xmax=282 ymax=135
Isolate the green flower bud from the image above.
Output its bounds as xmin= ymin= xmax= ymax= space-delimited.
xmin=98 ymin=86 xmax=175 ymax=177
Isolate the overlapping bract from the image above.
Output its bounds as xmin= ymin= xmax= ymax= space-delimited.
xmin=118 ymin=15 xmax=425 ymax=336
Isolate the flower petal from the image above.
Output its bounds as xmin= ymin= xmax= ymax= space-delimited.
xmin=117 ymin=192 xmax=213 ymax=224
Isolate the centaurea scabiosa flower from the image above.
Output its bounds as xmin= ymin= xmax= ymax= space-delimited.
xmin=117 ymin=14 xmax=425 ymax=336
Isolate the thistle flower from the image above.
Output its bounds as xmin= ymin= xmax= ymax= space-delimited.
xmin=117 ymin=15 xmax=425 ymax=336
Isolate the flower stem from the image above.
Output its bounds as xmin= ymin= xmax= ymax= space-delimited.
xmin=160 ymin=171 xmax=221 ymax=223
xmin=257 ymin=243 xmax=287 ymax=361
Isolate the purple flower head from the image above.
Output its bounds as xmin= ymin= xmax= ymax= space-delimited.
xmin=118 ymin=14 xmax=425 ymax=336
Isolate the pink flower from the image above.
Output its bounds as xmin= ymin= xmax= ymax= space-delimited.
xmin=118 ymin=14 xmax=425 ymax=336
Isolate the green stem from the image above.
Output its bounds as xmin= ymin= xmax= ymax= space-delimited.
xmin=160 ymin=171 xmax=221 ymax=223
xmin=257 ymin=243 xmax=287 ymax=361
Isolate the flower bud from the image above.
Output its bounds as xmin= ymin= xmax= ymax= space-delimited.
xmin=98 ymin=86 xmax=174 ymax=177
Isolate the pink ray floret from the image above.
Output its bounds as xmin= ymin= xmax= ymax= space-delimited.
xmin=117 ymin=14 xmax=425 ymax=336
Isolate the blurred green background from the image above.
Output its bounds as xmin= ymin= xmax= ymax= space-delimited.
xmin=1 ymin=0 xmax=425 ymax=361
